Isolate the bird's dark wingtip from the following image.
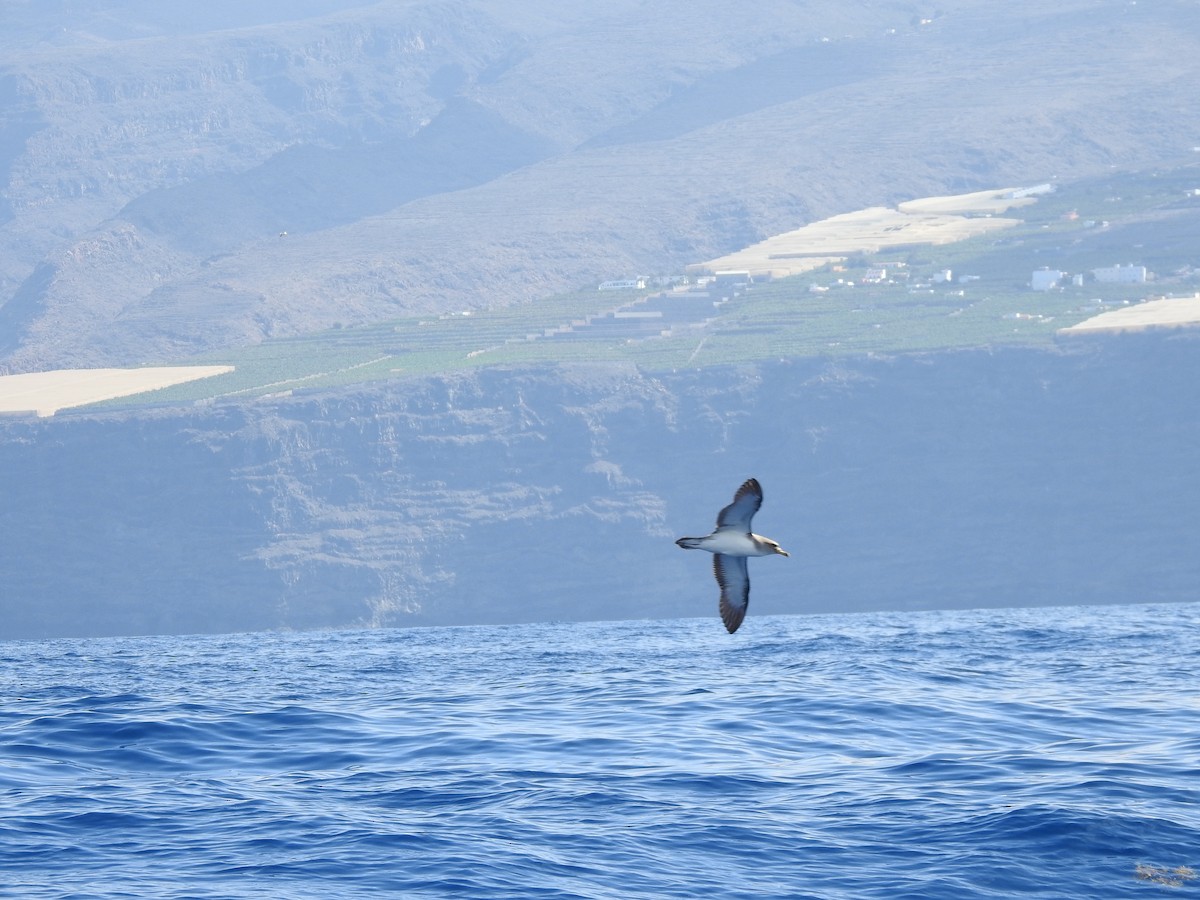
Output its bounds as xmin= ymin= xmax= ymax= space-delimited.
xmin=719 ymin=597 xmax=747 ymax=634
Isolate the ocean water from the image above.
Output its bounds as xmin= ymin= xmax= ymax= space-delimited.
xmin=2 ymin=603 xmax=1198 ymax=899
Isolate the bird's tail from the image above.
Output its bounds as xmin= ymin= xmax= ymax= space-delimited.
xmin=675 ymin=537 xmax=703 ymax=550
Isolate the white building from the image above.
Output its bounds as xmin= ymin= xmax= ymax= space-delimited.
xmin=713 ymin=270 xmax=753 ymax=288
xmin=1031 ymin=269 xmax=1064 ymax=291
xmin=1092 ymin=264 xmax=1147 ymax=284
xmin=598 ymin=278 xmax=646 ymax=291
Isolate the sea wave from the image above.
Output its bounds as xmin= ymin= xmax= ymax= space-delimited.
xmin=2 ymin=602 xmax=1198 ymax=898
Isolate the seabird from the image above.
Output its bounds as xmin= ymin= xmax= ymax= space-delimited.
xmin=675 ymin=478 xmax=789 ymax=633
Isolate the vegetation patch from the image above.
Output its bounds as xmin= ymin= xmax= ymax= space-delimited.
xmin=88 ymin=164 xmax=1200 ymax=411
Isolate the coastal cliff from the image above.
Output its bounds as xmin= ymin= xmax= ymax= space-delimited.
xmin=3 ymin=334 xmax=1196 ymax=640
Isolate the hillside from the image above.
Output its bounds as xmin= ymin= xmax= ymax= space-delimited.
xmin=4 ymin=165 xmax=1191 ymax=415
xmin=3 ymin=1 xmax=1200 ymax=370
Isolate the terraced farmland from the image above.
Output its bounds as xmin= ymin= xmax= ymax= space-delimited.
xmin=89 ymin=164 xmax=1200 ymax=411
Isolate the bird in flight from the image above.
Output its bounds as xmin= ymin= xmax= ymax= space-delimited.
xmin=675 ymin=478 xmax=789 ymax=633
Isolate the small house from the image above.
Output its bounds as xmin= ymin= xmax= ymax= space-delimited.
xmin=1031 ymin=269 xmax=1064 ymax=291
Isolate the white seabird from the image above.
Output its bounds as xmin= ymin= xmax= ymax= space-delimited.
xmin=675 ymin=477 xmax=789 ymax=633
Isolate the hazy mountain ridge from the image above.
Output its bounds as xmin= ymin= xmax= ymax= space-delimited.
xmin=3 ymin=1 xmax=1199 ymax=371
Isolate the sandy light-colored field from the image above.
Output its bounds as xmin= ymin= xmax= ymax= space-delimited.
xmin=896 ymin=188 xmax=1039 ymax=216
xmin=694 ymin=187 xmax=1030 ymax=278
xmin=0 ymin=366 xmax=234 ymax=417
xmin=1059 ymin=294 xmax=1200 ymax=335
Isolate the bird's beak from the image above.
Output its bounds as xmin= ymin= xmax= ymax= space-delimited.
xmin=777 ymin=548 xmax=790 ymax=557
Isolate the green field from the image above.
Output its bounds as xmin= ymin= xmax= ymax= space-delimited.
xmin=99 ymin=165 xmax=1200 ymax=410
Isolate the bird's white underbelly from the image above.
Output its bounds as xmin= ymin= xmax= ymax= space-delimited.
xmin=696 ymin=531 xmax=775 ymax=557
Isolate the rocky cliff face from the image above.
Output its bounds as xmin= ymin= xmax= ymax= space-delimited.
xmin=3 ymin=334 xmax=1197 ymax=640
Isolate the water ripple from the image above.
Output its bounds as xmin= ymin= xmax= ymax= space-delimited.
xmin=2 ymin=603 xmax=1198 ymax=898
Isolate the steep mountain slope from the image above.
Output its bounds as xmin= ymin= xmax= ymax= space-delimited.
xmin=2 ymin=1 xmax=1199 ymax=370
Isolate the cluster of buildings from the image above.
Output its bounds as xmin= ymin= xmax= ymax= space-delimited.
xmin=1031 ymin=264 xmax=1148 ymax=292
xmin=809 ymin=262 xmax=972 ymax=293
xmin=806 ymin=261 xmax=1152 ymax=295
xmin=581 ymin=254 xmax=1161 ymax=345
xmin=568 ymin=271 xmax=754 ymax=340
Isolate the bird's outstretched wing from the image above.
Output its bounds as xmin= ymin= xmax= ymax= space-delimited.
xmin=713 ymin=553 xmax=750 ymax=634
xmin=716 ymin=478 xmax=763 ymax=531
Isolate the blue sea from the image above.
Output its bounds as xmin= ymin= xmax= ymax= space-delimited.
xmin=2 ymin=603 xmax=1198 ymax=899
